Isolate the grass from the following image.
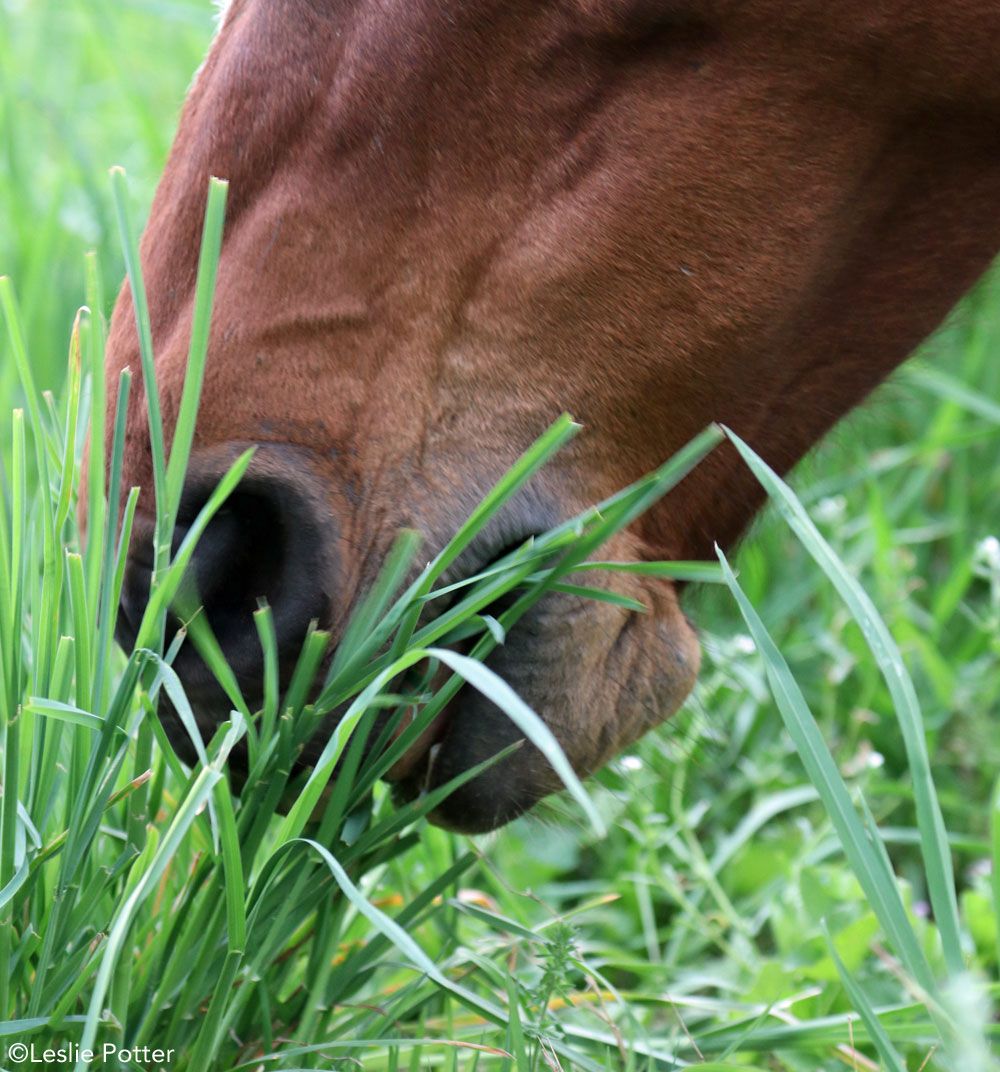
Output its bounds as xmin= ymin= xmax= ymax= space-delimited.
xmin=2 ymin=2 xmax=1000 ymax=1069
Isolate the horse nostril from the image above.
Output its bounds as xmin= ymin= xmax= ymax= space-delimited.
xmin=117 ymin=447 xmax=336 ymax=700
xmin=176 ymin=464 xmax=334 ymax=684
xmin=184 ymin=494 xmax=287 ymax=644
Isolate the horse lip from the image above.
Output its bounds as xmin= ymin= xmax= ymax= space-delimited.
xmin=375 ymin=554 xmax=519 ymax=794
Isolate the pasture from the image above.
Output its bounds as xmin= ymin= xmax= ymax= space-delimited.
xmin=2 ymin=2 xmax=1000 ymax=1069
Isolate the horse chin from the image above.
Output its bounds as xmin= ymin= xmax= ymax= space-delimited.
xmin=388 ymin=581 xmax=701 ymax=834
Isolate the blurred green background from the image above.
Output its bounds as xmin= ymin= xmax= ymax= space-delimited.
xmin=0 ymin=0 xmax=213 ymax=405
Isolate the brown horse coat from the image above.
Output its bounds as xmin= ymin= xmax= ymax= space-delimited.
xmin=106 ymin=0 xmax=1000 ymax=831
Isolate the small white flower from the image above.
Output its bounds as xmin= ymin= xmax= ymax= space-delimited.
xmin=814 ymin=495 xmax=847 ymax=524
xmin=975 ymin=535 xmax=1000 ymax=571
xmin=734 ymin=634 xmax=756 ymax=655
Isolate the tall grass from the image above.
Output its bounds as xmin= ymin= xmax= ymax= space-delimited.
xmin=2 ymin=3 xmax=1000 ymax=1069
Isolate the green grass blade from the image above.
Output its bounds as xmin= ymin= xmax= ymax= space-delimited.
xmin=529 ymin=579 xmax=647 ymax=612
xmin=907 ymin=363 xmax=1000 ymax=425
xmin=992 ymin=774 xmax=1000 ymax=972
xmin=133 ymin=448 xmax=254 ymax=652
xmin=387 ymin=415 xmax=581 ymax=658
xmin=253 ymin=603 xmax=280 ymax=746
xmin=213 ymin=753 xmax=246 ymax=952
xmin=108 ymin=166 xmax=166 ymax=547
xmin=66 ymin=552 xmax=91 ymax=710
xmin=716 ymin=546 xmax=937 ymax=996
xmin=329 ymin=527 xmax=422 ymax=678
xmin=423 ymin=414 xmax=579 ymax=586
xmin=724 ymin=426 xmax=964 ymax=978
xmin=569 ymin=559 xmax=726 ymax=584
xmin=0 ymin=277 xmax=51 ymax=482
xmin=163 ymin=175 xmax=227 ymax=522
xmin=822 ymin=921 xmax=908 ymax=1072
xmin=83 ymin=251 xmax=107 ymax=611
xmin=22 ymin=699 xmax=125 ymax=734
xmin=298 ymin=837 xmax=508 ymax=1026
xmin=427 ymin=647 xmax=605 ymax=836
xmin=92 ymin=368 xmax=132 ymax=715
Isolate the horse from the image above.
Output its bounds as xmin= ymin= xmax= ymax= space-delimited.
xmin=106 ymin=0 xmax=1000 ymax=832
